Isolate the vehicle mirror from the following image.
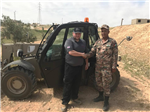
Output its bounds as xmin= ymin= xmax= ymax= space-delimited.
xmin=17 ymin=49 xmax=23 ymax=57
xmin=126 ymin=36 xmax=132 ymax=41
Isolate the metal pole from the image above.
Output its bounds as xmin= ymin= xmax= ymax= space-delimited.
xmin=38 ymin=2 xmax=41 ymax=24
xmin=14 ymin=11 xmax=16 ymax=20
xmin=118 ymin=38 xmax=126 ymax=46
xmin=0 ymin=0 xmax=3 ymax=19
xmin=121 ymin=18 xmax=123 ymax=26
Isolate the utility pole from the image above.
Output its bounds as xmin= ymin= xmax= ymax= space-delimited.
xmin=14 ymin=11 xmax=16 ymax=20
xmin=38 ymin=2 xmax=41 ymax=24
xmin=0 ymin=0 xmax=3 ymax=19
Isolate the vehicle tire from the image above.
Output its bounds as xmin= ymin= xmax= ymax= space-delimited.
xmin=1 ymin=67 xmax=37 ymax=100
xmin=110 ymin=68 xmax=120 ymax=91
xmin=88 ymin=68 xmax=120 ymax=92
xmin=0 ymin=71 xmax=2 ymax=94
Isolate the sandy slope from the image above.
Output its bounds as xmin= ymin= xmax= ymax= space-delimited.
xmin=109 ymin=23 xmax=150 ymax=63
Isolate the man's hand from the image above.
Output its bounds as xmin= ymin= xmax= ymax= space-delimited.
xmin=112 ymin=68 xmax=116 ymax=73
xmin=81 ymin=53 xmax=87 ymax=59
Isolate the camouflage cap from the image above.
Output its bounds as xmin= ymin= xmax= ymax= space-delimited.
xmin=101 ymin=24 xmax=109 ymax=30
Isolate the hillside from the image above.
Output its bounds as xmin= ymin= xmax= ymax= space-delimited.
xmin=109 ymin=23 xmax=150 ymax=78
xmin=109 ymin=23 xmax=149 ymax=62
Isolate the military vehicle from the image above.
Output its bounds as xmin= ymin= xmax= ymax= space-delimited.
xmin=1 ymin=18 xmax=132 ymax=99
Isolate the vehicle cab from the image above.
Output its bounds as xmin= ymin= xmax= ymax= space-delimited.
xmin=36 ymin=20 xmax=99 ymax=88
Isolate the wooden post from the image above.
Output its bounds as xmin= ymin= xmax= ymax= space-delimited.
xmin=121 ymin=18 xmax=123 ymax=26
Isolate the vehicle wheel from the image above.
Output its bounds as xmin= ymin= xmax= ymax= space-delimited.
xmin=88 ymin=68 xmax=120 ymax=92
xmin=88 ymin=73 xmax=98 ymax=91
xmin=0 ymin=71 xmax=2 ymax=94
xmin=2 ymin=67 xmax=37 ymax=100
xmin=110 ymin=68 xmax=120 ymax=91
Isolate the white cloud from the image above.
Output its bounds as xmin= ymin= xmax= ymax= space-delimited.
xmin=1 ymin=1 xmax=149 ymax=27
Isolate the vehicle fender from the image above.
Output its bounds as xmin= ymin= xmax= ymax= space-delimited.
xmin=2 ymin=60 xmax=35 ymax=72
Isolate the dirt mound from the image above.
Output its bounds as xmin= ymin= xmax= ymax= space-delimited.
xmin=109 ymin=23 xmax=150 ymax=64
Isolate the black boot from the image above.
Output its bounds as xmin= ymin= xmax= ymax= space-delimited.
xmin=93 ymin=91 xmax=104 ymax=102
xmin=103 ymin=96 xmax=109 ymax=111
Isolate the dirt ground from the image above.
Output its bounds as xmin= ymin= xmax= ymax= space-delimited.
xmin=1 ymin=62 xmax=150 ymax=112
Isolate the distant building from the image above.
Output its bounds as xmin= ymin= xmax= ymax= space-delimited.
xmin=131 ymin=19 xmax=150 ymax=25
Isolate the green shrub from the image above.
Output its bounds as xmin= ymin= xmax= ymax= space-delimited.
xmin=122 ymin=55 xmax=150 ymax=79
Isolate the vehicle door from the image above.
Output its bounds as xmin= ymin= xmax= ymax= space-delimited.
xmin=83 ymin=25 xmax=99 ymax=85
xmin=39 ymin=28 xmax=67 ymax=87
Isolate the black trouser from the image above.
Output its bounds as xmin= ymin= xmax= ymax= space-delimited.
xmin=62 ymin=62 xmax=83 ymax=104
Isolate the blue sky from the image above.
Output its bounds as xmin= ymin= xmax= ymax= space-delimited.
xmin=0 ymin=0 xmax=149 ymax=27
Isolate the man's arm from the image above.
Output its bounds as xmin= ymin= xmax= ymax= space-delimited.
xmin=85 ymin=58 xmax=88 ymax=70
xmin=112 ymin=40 xmax=118 ymax=72
xmin=86 ymin=47 xmax=96 ymax=58
xmin=68 ymin=50 xmax=85 ymax=57
xmin=65 ymin=39 xmax=85 ymax=57
xmin=82 ymin=40 xmax=98 ymax=59
xmin=69 ymin=50 xmax=88 ymax=70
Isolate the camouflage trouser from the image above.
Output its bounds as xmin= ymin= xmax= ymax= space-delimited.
xmin=95 ymin=66 xmax=112 ymax=96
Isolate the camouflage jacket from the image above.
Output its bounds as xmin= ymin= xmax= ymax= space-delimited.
xmin=87 ymin=37 xmax=118 ymax=69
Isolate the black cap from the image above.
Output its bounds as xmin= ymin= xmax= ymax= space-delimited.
xmin=73 ymin=27 xmax=82 ymax=33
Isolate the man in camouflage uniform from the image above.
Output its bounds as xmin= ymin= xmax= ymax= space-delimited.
xmin=83 ymin=24 xmax=118 ymax=111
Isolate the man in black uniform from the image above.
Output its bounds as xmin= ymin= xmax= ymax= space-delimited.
xmin=61 ymin=27 xmax=88 ymax=111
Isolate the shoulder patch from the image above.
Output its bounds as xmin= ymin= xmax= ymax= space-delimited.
xmin=106 ymin=44 xmax=111 ymax=47
xmin=67 ymin=46 xmax=70 ymax=48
